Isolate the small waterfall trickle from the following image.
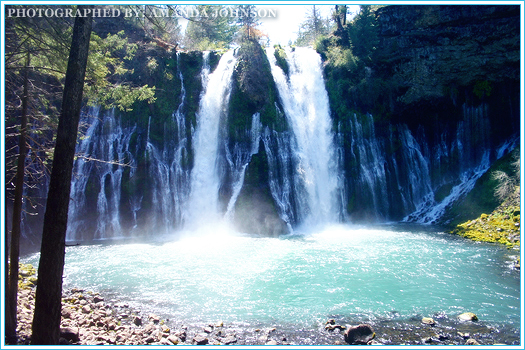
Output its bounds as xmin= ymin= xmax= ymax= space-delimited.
xmin=171 ymin=52 xmax=191 ymax=225
xmin=224 ymin=112 xmax=262 ymax=218
xmin=349 ymin=113 xmax=389 ymax=220
xmin=185 ymin=50 xmax=238 ymax=226
xmin=67 ymin=107 xmax=101 ymax=241
xmin=267 ymin=47 xmax=344 ymax=227
xmin=404 ymin=104 xmax=515 ymax=224
xmin=68 ymin=108 xmax=137 ymax=241
xmin=390 ymin=124 xmax=433 ymax=215
xmin=261 ymin=127 xmax=297 ymax=229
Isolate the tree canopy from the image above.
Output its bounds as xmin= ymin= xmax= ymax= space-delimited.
xmin=295 ymin=6 xmax=331 ymax=47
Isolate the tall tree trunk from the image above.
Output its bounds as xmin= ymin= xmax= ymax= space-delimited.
xmin=5 ymin=51 xmax=30 ymax=345
xmin=334 ymin=5 xmax=344 ymax=32
xmin=30 ymin=7 xmax=93 ymax=345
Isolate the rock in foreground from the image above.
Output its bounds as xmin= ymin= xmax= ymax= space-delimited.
xmin=344 ymin=324 xmax=375 ymax=345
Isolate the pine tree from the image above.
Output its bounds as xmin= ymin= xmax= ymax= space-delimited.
xmin=295 ymin=6 xmax=330 ymax=47
xmin=30 ymin=6 xmax=93 ymax=344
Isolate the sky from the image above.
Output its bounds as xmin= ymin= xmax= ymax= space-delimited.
xmin=258 ymin=5 xmax=338 ymax=45
xmin=252 ymin=4 xmax=360 ymax=45
xmin=179 ymin=4 xmax=360 ymax=46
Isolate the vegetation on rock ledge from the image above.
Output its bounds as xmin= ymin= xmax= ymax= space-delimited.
xmin=451 ymin=148 xmax=520 ymax=250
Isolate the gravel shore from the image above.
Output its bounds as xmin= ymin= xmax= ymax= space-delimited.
xmin=13 ymin=284 xmax=520 ymax=346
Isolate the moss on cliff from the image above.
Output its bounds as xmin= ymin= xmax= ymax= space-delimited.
xmin=443 ymin=147 xmax=520 ymax=226
xmin=450 ymin=147 xmax=520 ymax=248
xmin=227 ymin=40 xmax=289 ymax=235
xmin=451 ymin=190 xmax=520 ymax=249
xmin=273 ymin=44 xmax=289 ymax=77
xmin=228 ymin=39 xmax=287 ymax=141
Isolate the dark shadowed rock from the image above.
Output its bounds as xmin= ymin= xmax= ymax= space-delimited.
xmin=60 ymin=327 xmax=80 ymax=342
xmin=344 ymin=324 xmax=375 ymax=345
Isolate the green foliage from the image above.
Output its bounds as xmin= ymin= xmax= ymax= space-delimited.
xmin=234 ymin=5 xmax=262 ymax=41
xmin=295 ymin=5 xmax=331 ymax=47
xmin=445 ymin=147 xmax=520 ymax=226
xmin=325 ymin=46 xmax=357 ymax=71
xmin=183 ymin=5 xmax=237 ymax=50
xmin=492 ymin=149 xmax=520 ymax=201
xmin=473 ymin=80 xmax=492 ymax=100
xmin=313 ymin=35 xmax=331 ymax=57
xmin=313 ymin=5 xmax=385 ymax=123
xmin=84 ymin=31 xmax=156 ymax=111
xmin=347 ymin=5 xmax=379 ymax=64
xmin=273 ymin=45 xmax=289 ymax=76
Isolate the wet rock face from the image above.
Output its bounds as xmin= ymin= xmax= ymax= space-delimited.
xmin=232 ymin=39 xmax=274 ymax=111
xmin=375 ymin=5 xmax=520 ymax=105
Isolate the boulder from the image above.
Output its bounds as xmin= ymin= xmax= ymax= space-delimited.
xmin=60 ymin=327 xmax=80 ymax=342
xmin=344 ymin=324 xmax=375 ymax=345
xmin=422 ymin=317 xmax=436 ymax=325
xmin=149 ymin=314 xmax=160 ymax=324
xmin=193 ymin=333 xmax=208 ymax=345
xmin=222 ymin=335 xmax=237 ymax=344
xmin=133 ymin=316 xmax=143 ymax=326
xmin=167 ymin=335 xmax=180 ymax=345
xmin=93 ymin=295 xmax=104 ymax=303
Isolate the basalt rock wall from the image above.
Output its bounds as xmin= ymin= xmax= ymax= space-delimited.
xmin=375 ymin=5 xmax=520 ymax=107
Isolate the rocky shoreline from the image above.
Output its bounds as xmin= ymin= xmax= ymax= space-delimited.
xmin=14 ymin=280 xmax=520 ymax=346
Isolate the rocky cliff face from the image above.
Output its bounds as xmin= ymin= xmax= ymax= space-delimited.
xmin=225 ymin=40 xmax=289 ymax=235
xmin=375 ymin=5 xmax=520 ymax=106
xmin=322 ymin=5 xmax=521 ymax=222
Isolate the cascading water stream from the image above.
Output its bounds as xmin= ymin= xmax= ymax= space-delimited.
xmin=67 ymin=107 xmax=101 ymax=241
xmin=68 ymin=108 xmax=137 ymax=241
xmin=170 ymin=52 xmax=191 ymax=226
xmin=349 ymin=113 xmax=389 ymax=219
xmin=267 ymin=47 xmax=343 ymax=227
xmin=185 ymin=50 xmax=237 ymax=227
xmin=224 ymin=112 xmax=263 ymax=218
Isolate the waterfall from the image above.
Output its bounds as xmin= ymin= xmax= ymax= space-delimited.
xmin=224 ymin=112 xmax=262 ymax=218
xmin=170 ymin=52 xmax=191 ymax=226
xmin=67 ymin=107 xmax=101 ymax=241
xmin=406 ymin=138 xmax=517 ymax=224
xmin=390 ymin=124 xmax=433 ymax=216
xmin=349 ymin=113 xmax=389 ymax=220
xmin=403 ymin=104 xmax=516 ymax=224
xmin=185 ymin=50 xmax=237 ymax=226
xmin=61 ymin=48 xmax=518 ymax=241
xmin=267 ymin=47 xmax=343 ymax=227
xmin=67 ymin=108 xmax=136 ymax=241
xmin=261 ymin=127 xmax=297 ymax=229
